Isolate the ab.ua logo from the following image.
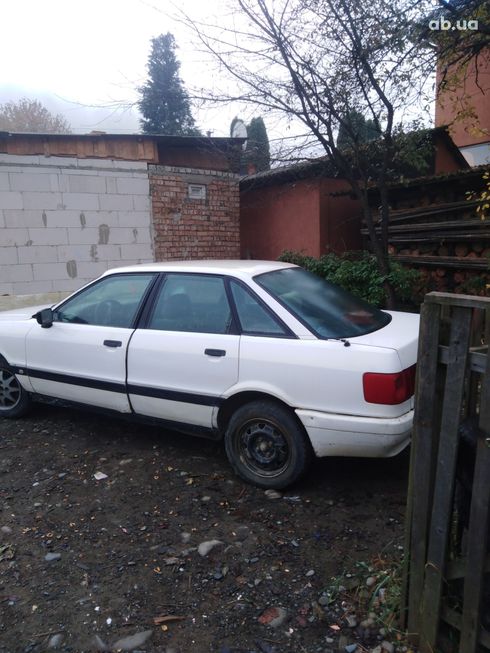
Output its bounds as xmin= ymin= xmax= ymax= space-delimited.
xmin=429 ymin=17 xmax=479 ymax=30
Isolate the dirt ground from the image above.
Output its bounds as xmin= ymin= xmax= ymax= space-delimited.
xmin=0 ymin=403 xmax=411 ymax=653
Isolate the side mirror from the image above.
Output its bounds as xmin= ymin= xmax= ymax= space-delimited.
xmin=34 ymin=308 xmax=54 ymax=329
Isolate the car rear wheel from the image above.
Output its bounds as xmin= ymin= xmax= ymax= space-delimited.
xmin=224 ymin=400 xmax=312 ymax=489
xmin=0 ymin=357 xmax=31 ymax=418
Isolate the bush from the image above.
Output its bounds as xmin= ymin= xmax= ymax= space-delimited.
xmin=278 ymin=250 xmax=420 ymax=308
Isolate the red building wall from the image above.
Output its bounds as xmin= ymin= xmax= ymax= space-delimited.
xmin=240 ymin=177 xmax=362 ymax=260
xmin=319 ymin=179 xmax=361 ymax=253
xmin=435 ymin=55 xmax=490 ymax=148
xmin=240 ymin=179 xmax=322 ymax=260
xmin=151 ymin=167 xmax=240 ymax=261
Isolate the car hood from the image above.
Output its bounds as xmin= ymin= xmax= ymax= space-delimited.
xmin=0 ymin=304 xmax=50 ymax=321
xmin=349 ymin=310 xmax=420 ymax=369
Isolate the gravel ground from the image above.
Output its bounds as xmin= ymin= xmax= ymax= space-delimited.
xmin=0 ymin=403 xmax=411 ymax=653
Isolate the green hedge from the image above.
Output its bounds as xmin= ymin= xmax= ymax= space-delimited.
xmin=278 ymin=250 xmax=420 ymax=308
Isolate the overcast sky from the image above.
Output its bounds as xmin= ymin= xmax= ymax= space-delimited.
xmin=1 ymin=0 xmax=246 ymax=136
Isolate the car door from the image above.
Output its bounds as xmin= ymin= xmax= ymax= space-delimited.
xmin=127 ymin=273 xmax=239 ymax=429
xmin=25 ymin=272 xmax=156 ymax=412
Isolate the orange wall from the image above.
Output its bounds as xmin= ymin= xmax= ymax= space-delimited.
xmin=240 ymin=179 xmax=322 ymax=259
xmin=240 ymin=177 xmax=363 ymax=260
xmin=436 ymin=55 xmax=490 ymax=148
xmin=319 ymin=179 xmax=361 ymax=253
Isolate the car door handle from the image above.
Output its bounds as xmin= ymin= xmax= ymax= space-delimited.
xmin=204 ymin=348 xmax=226 ymax=357
xmin=104 ymin=340 xmax=122 ymax=348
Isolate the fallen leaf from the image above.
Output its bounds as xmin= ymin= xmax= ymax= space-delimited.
xmin=153 ymin=615 xmax=185 ymax=625
xmin=0 ymin=545 xmax=15 ymax=562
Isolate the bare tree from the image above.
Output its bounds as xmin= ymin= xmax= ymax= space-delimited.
xmin=181 ymin=0 xmax=435 ymax=307
xmin=0 ymin=98 xmax=71 ymax=133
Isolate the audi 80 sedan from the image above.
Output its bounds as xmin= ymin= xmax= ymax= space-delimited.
xmin=0 ymin=260 xmax=419 ymax=488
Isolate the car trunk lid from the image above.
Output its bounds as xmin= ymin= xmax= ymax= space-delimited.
xmin=348 ymin=310 xmax=420 ymax=370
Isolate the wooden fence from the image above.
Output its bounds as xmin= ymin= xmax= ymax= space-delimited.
xmin=403 ymin=292 xmax=490 ymax=653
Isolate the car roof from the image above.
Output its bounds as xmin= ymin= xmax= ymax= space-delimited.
xmin=101 ymin=260 xmax=297 ymax=278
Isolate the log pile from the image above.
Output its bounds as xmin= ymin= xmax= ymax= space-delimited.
xmin=362 ymin=169 xmax=490 ymax=298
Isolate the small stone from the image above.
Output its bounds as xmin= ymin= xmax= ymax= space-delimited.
xmin=201 ymin=495 xmax=211 ymax=502
xmin=372 ymin=647 xmax=382 ymax=653
xmin=346 ymin=615 xmax=357 ymax=628
xmin=198 ymin=539 xmax=223 ymax=557
xmin=181 ymin=532 xmax=191 ymax=544
xmin=325 ymin=637 xmax=334 ymax=644
xmin=234 ymin=525 xmax=251 ymax=541
xmin=47 ymin=633 xmax=64 ymax=649
xmin=381 ymin=642 xmax=394 ymax=653
xmin=318 ymin=594 xmax=330 ymax=606
xmin=265 ymin=489 xmax=282 ymax=499
xmin=306 ymin=569 xmax=315 ymax=577
xmin=111 ymin=630 xmax=153 ymax=651
xmin=1 ymin=526 xmax=12 ymax=535
xmin=366 ymin=576 xmax=376 ymax=587
xmin=258 ymin=606 xmax=288 ymax=628
xmin=119 ymin=459 xmax=133 ymax=466
xmin=360 ymin=618 xmax=375 ymax=628
xmin=345 ymin=645 xmax=358 ymax=653
xmin=44 ymin=553 xmax=61 ymax=562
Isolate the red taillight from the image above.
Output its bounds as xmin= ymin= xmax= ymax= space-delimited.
xmin=363 ymin=365 xmax=416 ymax=405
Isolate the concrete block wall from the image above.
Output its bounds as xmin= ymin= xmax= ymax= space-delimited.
xmin=0 ymin=154 xmax=154 ymax=298
xmin=150 ymin=165 xmax=240 ymax=261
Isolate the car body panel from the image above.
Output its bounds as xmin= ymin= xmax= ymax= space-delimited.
xmin=232 ymin=330 xmax=414 ymax=419
xmin=127 ymin=329 xmax=240 ymax=427
xmin=24 ymin=322 xmax=133 ymax=412
xmin=296 ymin=408 xmax=413 ymax=457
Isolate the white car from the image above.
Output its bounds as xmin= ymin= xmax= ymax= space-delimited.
xmin=0 ymin=260 xmax=419 ymax=488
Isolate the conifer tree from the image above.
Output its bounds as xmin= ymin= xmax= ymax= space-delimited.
xmin=139 ymin=33 xmax=199 ymax=135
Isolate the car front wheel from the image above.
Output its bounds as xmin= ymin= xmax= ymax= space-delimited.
xmin=0 ymin=357 xmax=31 ymax=418
xmin=224 ymin=400 xmax=312 ymax=489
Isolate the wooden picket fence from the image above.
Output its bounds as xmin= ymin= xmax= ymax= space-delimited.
xmin=403 ymin=291 xmax=490 ymax=653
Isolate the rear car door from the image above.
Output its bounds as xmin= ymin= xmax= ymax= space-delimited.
xmin=127 ymin=273 xmax=240 ymax=429
xmin=24 ymin=273 xmax=156 ymax=411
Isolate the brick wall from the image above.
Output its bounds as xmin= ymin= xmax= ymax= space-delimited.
xmin=0 ymin=154 xmax=153 ymax=298
xmin=149 ymin=165 xmax=240 ymax=261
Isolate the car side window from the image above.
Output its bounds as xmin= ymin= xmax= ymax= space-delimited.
xmin=54 ymin=273 xmax=155 ymax=328
xmin=148 ymin=274 xmax=232 ymax=334
xmin=230 ymin=280 xmax=288 ymax=336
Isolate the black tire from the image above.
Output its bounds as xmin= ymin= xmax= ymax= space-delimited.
xmin=224 ymin=400 xmax=312 ymax=489
xmin=0 ymin=356 xmax=32 ymax=418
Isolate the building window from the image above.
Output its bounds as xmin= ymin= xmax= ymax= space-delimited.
xmin=188 ymin=184 xmax=206 ymax=200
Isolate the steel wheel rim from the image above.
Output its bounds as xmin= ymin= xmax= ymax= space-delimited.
xmin=0 ymin=368 xmax=21 ymax=411
xmin=237 ymin=418 xmax=290 ymax=478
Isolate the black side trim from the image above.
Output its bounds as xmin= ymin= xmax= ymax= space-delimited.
xmin=16 ymin=367 xmax=127 ymax=394
xmin=127 ymin=383 xmax=223 ymax=407
xmin=17 ymin=367 xmax=223 ymax=407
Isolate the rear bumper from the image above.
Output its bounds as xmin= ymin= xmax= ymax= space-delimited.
xmin=296 ymin=408 xmax=413 ymax=458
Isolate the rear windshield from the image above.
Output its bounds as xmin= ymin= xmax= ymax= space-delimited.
xmin=255 ymin=267 xmax=391 ymax=339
